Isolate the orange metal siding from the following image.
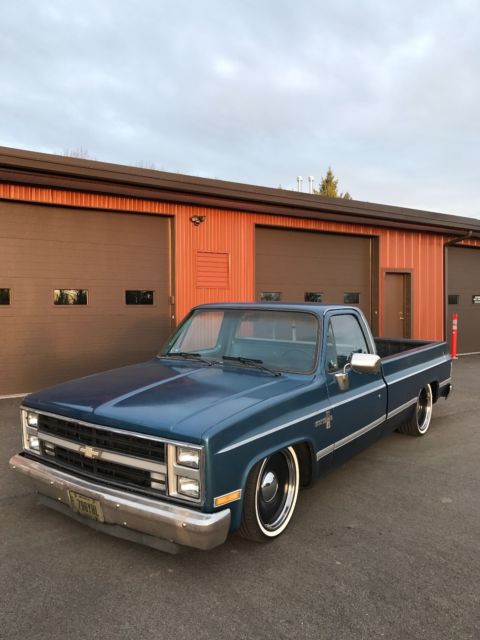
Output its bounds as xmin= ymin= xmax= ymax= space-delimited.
xmin=2 ymin=183 xmax=480 ymax=342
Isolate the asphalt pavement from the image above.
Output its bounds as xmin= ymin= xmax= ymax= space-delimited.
xmin=1 ymin=357 xmax=479 ymax=640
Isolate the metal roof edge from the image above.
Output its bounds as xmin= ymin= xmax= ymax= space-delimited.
xmin=1 ymin=145 xmax=479 ymax=237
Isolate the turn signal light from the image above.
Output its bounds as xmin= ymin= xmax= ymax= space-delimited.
xmin=214 ymin=490 xmax=242 ymax=508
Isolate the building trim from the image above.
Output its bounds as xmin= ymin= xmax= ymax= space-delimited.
xmin=1 ymin=146 xmax=480 ymax=239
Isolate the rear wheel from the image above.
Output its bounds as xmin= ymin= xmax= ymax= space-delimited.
xmin=239 ymin=446 xmax=300 ymax=542
xmin=398 ymin=384 xmax=433 ymax=436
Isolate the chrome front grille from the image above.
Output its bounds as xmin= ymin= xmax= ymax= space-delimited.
xmin=35 ymin=413 xmax=167 ymax=496
xmin=38 ymin=414 xmax=165 ymax=462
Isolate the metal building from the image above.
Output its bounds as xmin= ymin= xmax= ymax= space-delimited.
xmin=1 ymin=147 xmax=479 ymax=395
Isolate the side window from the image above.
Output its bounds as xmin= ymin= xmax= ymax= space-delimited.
xmin=326 ymin=315 xmax=369 ymax=371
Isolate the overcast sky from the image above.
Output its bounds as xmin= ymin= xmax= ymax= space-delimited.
xmin=1 ymin=0 xmax=479 ymax=219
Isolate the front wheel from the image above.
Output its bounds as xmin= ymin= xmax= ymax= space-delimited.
xmin=398 ymin=384 xmax=433 ymax=436
xmin=239 ymin=446 xmax=300 ymax=542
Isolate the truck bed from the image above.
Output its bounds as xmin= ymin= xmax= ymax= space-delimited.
xmin=374 ymin=337 xmax=432 ymax=358
xmin=374 ymin=338 xmax=451 ymax=417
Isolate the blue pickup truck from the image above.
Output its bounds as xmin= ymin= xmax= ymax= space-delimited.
xmin=10 ymin=303 xmax=452 ymax=551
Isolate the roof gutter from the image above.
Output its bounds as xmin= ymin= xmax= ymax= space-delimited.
xmin=444 ymin=230 xmax=473 ymax=246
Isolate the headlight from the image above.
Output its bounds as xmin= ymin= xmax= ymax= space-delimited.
xmin=177 ymin=446 xmax=200 ymax=469
xmin=177 ymin=476 xmax=200 ymax=499
xmin=28 ymin=434 xmax=40 ymax=452
xmin=26 ymin=412 xmax=39 ymax=428
xmin=21 ymin=410 xmax=41 ymax=454
xmin=167 ymin=443 xmax=203 ymax=504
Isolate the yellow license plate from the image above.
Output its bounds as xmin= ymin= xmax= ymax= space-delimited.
xmin=68 ymin=491 xmax=104 ymax=522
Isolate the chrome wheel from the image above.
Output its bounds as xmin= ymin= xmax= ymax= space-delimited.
xmin=398 ymin=383 xmax=434 ymax=436
xmin=240 ymin=445 xmax=300 ymax=542
xmin=416 ymin=384 xmax=433 ymax=434
xmin=254 ymin=447 xmax=299 ymax=537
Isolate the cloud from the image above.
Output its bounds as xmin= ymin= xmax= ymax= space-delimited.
xmin=0 ymin=0 xmax=479 ymax=218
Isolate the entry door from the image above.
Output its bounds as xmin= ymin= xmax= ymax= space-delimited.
xmin=383 ymin=272 xmax=411 ymax=338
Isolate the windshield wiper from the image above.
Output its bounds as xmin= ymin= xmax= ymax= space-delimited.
xmin=160 ymin=352 xmax=216 ymax=366
xmin=222 ymin=356 xmax=281 ymax=377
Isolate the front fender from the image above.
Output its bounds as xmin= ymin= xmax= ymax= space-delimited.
xmin=210 ymin=435 xmax=317 ymax=532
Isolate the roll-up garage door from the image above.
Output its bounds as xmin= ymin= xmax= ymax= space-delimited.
xmin=255 ymin=227 xmax=374 ymax=323
xmin=0 ymin=201 xmax=173 ymax=395
xmin=447 ymin=246 xmax=480 ymax=354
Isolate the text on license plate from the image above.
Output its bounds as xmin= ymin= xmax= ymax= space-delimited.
xmin=68 ymin=491 xmax=104 ymax=522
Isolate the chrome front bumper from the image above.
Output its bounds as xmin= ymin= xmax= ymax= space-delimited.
xmin=9 ymin=454 xmax=231 ymax=551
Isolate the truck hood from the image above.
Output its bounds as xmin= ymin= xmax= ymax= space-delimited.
xmin=24 ymin=358 xmax=306 ymax=442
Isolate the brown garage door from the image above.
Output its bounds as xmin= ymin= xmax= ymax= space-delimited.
xmin=255 ymin=227 xmax=374 ymax=323
xmin=447 ymin=246 xmax=480 ymax=354
xmin=0 ymin=201 xmax=173 ymax=395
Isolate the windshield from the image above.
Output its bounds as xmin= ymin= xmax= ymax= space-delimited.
xmin=160 ymin=309 xmax=319 ymax=373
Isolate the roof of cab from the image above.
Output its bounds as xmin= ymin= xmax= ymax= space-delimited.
xmin=192 ymin=302 xmax=363 ymax=317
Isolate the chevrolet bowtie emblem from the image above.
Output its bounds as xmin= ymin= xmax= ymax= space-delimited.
xmin=79 ymin=445 xmax=101 ymax=459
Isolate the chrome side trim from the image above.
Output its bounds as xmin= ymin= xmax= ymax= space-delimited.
xmin=315 ymin=415 xmax=386 ymax=459
xmin=385 ymin=359 xmax=449 ymax=385
xmin=334 ymin=416 xmax=386 ymax=450
xmin=439 ymin=377 xmax=452 ymax=387
xmin=217 ymin=385 xmax=385 ymax=455
xmin=38 ymin=431 xmax=167 ymax=474
xmin=329 ymin=384 xmax=385 ymax=410
xmin=9 ymin=454 xmax=230 ymax=551
xmin=316 ymin=444 xmax=335 ymax=461
xmin=217 ymin=407 xmax=331 ymax=454
xmin=387 ymin=397 xmax=418 ymax=419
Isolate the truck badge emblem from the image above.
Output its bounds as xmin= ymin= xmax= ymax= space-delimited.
xmin=315 ymin=411 xmax=333 ymax=430
xmin=79 ymin=445 xmax=101 ymax=459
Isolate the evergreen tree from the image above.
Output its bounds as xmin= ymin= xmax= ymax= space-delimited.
xmin=316 ymin=167 xmax=352 ymax=199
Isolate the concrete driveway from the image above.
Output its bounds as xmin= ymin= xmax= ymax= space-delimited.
xmin=1 ymin=357 xmax=479 ymax=640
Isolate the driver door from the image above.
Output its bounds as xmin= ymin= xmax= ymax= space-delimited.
xmin=325 ymin=313 xmax=387 ymax=462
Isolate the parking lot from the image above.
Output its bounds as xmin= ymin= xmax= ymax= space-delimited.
xmin=1 ymin=356 xmax=479 ymax=640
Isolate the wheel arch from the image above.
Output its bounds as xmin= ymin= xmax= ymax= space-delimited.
xmin=229 ymin=437 xmax=316 ymax=531
xmin=430 ymin=380 xmax=440 ymax=403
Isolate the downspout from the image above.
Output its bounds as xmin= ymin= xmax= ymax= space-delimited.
xmin=444 ymin=230 xmax=473 ymax=246
xmin=443 ymin=230 xmax=473 ymax=346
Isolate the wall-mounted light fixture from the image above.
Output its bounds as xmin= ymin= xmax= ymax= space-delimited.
xmin=190 ymin=215 xmax=206 ymax=226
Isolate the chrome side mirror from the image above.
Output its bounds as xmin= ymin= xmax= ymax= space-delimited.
xmin=350 ymin=353 xmax=381 ymax=375
xmin=334 ymin=354 xmax=381 ymax=392
xmin=335 ymin=368 xmax=350 ymax=391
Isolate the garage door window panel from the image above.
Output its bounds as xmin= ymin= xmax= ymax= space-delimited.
xmin=260 ymin=292 xmax=282 ymax=302
xmin=0 ymin=288 xmax=10 ymax=305
xmin=125 ymin=290 xmax=155 ymax=305
xmin=305 ymin=292 xmax=323 ymax=303
xmin=54 ymin=289 xmax=88 ymax=305
xmin=344 ymin=292 xmax=360 ymax=304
